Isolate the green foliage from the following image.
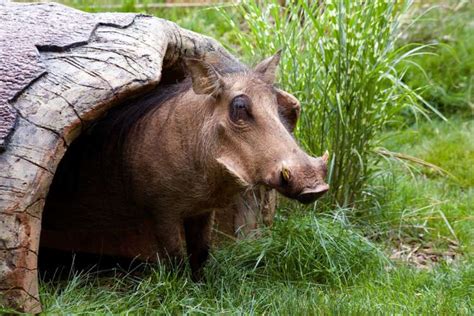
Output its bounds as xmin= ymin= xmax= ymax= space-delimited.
xmin=369 ymin=117 xmax=474 ymax=254
xmin=209 ymin=215 xmax=386 ymax=285
xmin=33 ymin=211 xmax=473 ymax=314
xmin=223 ymin=0 xmax=438 ymax=207
xmin=399 ymin=1 xmax=474 ymax=115
xmin=385 ymin=117 xmax=474 ymax=187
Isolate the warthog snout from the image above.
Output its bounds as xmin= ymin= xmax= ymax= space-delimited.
xmin=296 ymin=184 xmax=330 ymax=204
xmin=267 ymin=152 xmax=330 ymax=204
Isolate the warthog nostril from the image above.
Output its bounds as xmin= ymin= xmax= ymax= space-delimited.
xmin=296 ymin=184 xmax=329 ymax=204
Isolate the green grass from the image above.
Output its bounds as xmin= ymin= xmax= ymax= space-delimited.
xmin=366 ymin=117 xmax=474 ymax=255
xmin=398 ymin=1 xmax=474 ymax=115
xmin=35 ymin=258 xmax=473 ymax=315
xmin=34 ymin=202 xmax=472 ymax=314
xmin=384 ymin=117 xmax=474 ymax=187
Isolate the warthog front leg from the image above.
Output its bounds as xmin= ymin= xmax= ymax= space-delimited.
xmin=153 ymin=219 xmax=186 ymax=269
xmin=183 ymin=211 xmax=215 ymax=281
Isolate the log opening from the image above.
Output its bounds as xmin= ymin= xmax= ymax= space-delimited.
xmin=39 ymin=65 xmax=189 ymax=277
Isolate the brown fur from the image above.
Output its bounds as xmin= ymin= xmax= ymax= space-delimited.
xmin=43 ymin=54 xmax=328 ymax=280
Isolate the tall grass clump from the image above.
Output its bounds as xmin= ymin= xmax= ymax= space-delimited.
xmin=224 ymin=0 xmax=437 ymax=207
xmin=208 ymin=215 xmax=388 ymax=285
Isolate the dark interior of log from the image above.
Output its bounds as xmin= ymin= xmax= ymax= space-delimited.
xmin=38 ymin=249 xmax=151 ymax=281
xmin=39 ymin=64 xmax=187 ymax=278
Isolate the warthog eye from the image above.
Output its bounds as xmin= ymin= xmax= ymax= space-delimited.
xmin=229 ymin=95 xmax=252 ymax=123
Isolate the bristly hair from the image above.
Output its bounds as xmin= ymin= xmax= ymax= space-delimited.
xmin=91 ymin=79 xmax=193 ymax=161
xmin=50 ymin=79 xmax=193 ymax=195
xmin=89 ymin=60 xmax=246 ymax=159
xmin=55 ymin=61 xmax=249 ymax=192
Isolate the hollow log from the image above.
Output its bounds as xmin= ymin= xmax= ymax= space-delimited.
xmin=0 ymin=2 xmax=276 ymax=313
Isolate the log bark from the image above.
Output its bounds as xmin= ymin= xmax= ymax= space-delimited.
xmin=0 ymin=2 xmax=276 ymax=313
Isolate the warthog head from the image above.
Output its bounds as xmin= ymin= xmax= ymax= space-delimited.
xmin=185 ymin=51 xmax=329 ymax=204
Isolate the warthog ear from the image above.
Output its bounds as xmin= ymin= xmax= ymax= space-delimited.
xmin=254 ymin=50 xmax=282 ymax=84
xmin=276 ymin=88 xmax=301 ymax=132
xmin=184 ymin=58 xmax=224 ymax=97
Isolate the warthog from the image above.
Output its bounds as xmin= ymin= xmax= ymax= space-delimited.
xmin=43 ymin=52 xmax=329 ymax=280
